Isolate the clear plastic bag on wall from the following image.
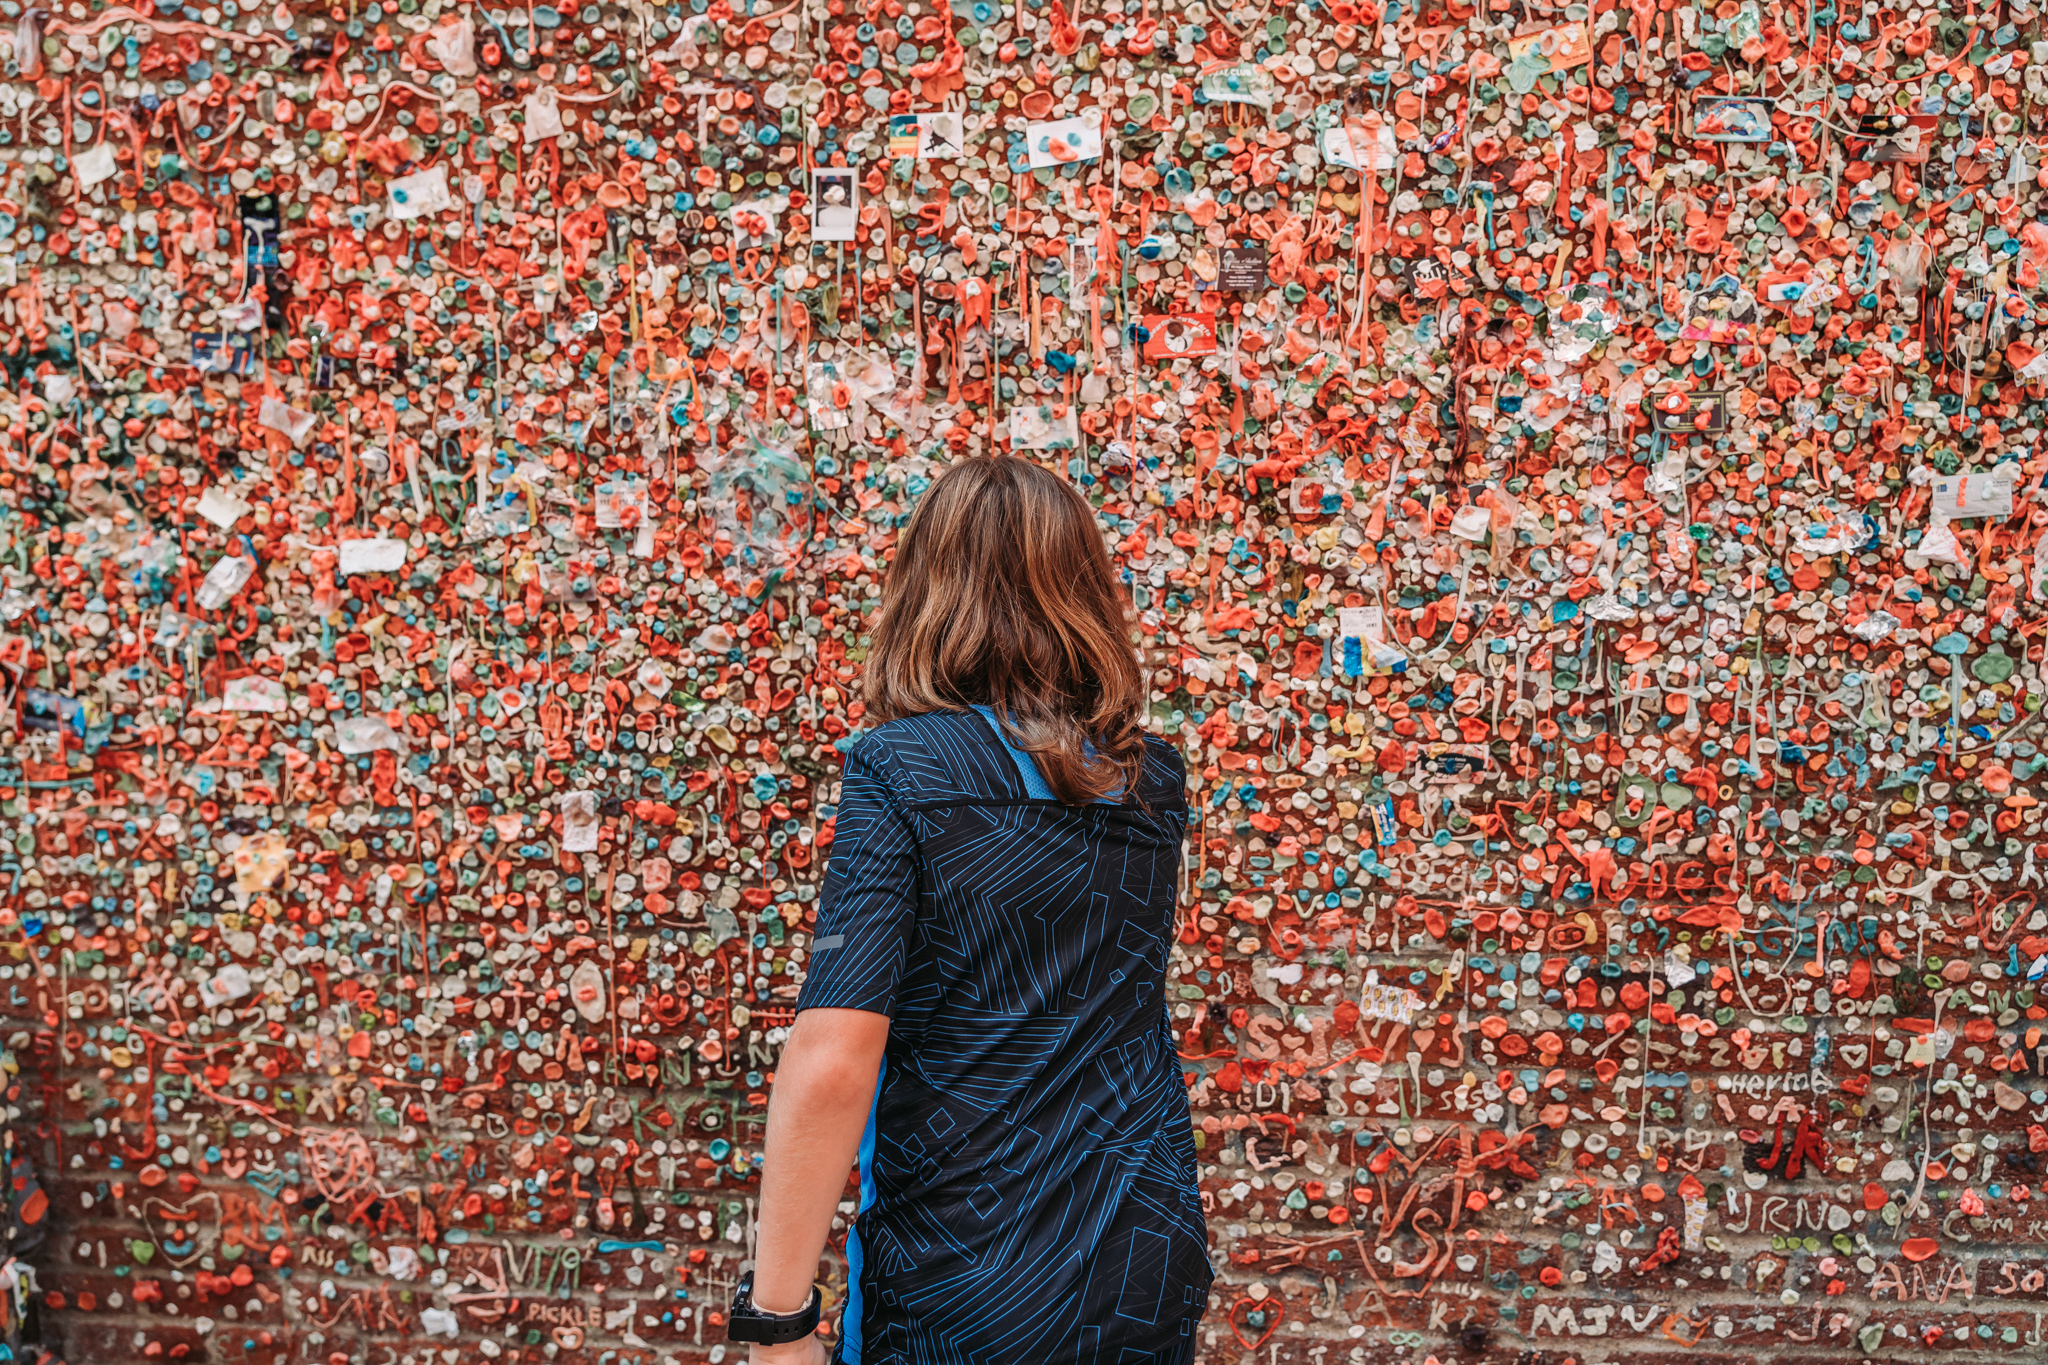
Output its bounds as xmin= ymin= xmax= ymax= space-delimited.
xmin=697 ymin=424 xmax=812 ymax=572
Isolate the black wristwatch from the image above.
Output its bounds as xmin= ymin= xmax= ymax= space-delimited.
xmin=726 ymin=1272 xmax=822 ymax=1345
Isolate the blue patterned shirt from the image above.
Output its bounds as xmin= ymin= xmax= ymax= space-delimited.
xmin=797 ymin=708 xmax=1212 ymax=1365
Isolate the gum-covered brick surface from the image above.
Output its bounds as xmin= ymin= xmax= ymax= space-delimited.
xmin=2 ymin=1 xmax=2048 ymax=1364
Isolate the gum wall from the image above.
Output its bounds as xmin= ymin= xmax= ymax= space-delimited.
xmin=7 ymin=0 xmax=2048 ymax=1361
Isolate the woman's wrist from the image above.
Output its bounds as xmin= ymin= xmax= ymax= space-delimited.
xmin=749 ymin=1276 xmax=815 ymax=1317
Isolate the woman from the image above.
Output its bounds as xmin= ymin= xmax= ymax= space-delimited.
xmin=728 ymin=456 xmax=1212 ymax=1365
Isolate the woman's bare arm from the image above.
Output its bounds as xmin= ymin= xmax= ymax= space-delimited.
xmin=748 ymin=1006 xmax=892 ymax=1363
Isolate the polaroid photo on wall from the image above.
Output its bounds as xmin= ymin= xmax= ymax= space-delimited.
xmin=812 ymin=170 xmax=857 ymax=242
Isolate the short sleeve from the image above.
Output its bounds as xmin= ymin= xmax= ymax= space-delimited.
xmin=795 ymin=742 xmax=922 ymax=1017
xmin=1141 ymin=736 xmax=1190 ymax=814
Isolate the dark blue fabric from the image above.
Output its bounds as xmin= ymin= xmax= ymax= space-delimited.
xmin=798 ymin=708 xmax=1211 ymax=1365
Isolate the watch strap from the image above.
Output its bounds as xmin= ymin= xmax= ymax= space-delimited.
xmin=726 ymin=1272 xmax=822 ymax=1346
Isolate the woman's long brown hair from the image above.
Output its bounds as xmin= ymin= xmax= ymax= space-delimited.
xmin=863 ymin=456 xmax=1146 ymax=805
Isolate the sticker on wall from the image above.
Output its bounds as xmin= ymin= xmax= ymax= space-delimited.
xmin=1416 ymin=742 xmax=1492 ymax=777
xmin=1408 ymin=256 xmax=1451 ymax=301
xmin=1360 ymin=976 xmax=1421 ymax=1026
xmin=1857 ymin=112 xmax=1938 ymax=163
xmin=1678 ymin=273 xmax=1759 ymax=343
xmin=1693 ymin=96 xmax=1775 ymax=142
xmin=1141 ymin=313 xmax=1217 ymax=360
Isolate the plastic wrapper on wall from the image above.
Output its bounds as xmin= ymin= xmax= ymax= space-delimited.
xmin=8 ymin=0 xmax=2048 ymax=1361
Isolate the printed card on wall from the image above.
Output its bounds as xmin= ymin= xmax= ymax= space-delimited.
xmin=73 ymin=141 xmax=116 ymax=188
xmin=338 ymin=538 xmax=409 ymax=574
xmin=521 ymin=85 xmax=563 ymax=141
xmin=1416 ymin=742 xmax=1491 ymax=777
xmin=223 ymin=676 xmax=288 ymax=712
xmin=1931 ymin=466 xmax=2017 ymax=521
xmin=1337 ymin=605 xmax=1408 ymax=677
xmin=192 ymin=332 xmax=257 ymax=375
xmin=1025 ymin=114 xmax=1103 ymax=169
xmin=1008 ymin=404 xmax=1078 ymax=450
xmin=1219 ymin=246 xmax=1268 ymax=291
xmin=732 ymin=192 xmax=791 ymax=250
xmin=21 ymin=688 xmax=86 ymax=739
xmin=807 ymin=362 xmax=855 ymax=430
xmin=1199 ymin=64 xmax=1276 ymax=108
xmin=1287 ymin=474 xmax=1340 ymax=516
xmin=888 ymin=114 xmax=920 ymax=158
xmin=1651 ymin=388 xmax=1729 ymax=434
xmin=917 ymin=110 xmax=963 ymax=158
xmin=888 ymin=112 xmax=964 ymax=159
xmin=195 ymin=483 xmax=253 ymax=529
xmin=1320 ymin=122 xmax=1396 ymax=170
xmin=594 ymin=478 xmax=650 ymax=530
xmin=387 ymin=165 xmax=452 ymax=220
